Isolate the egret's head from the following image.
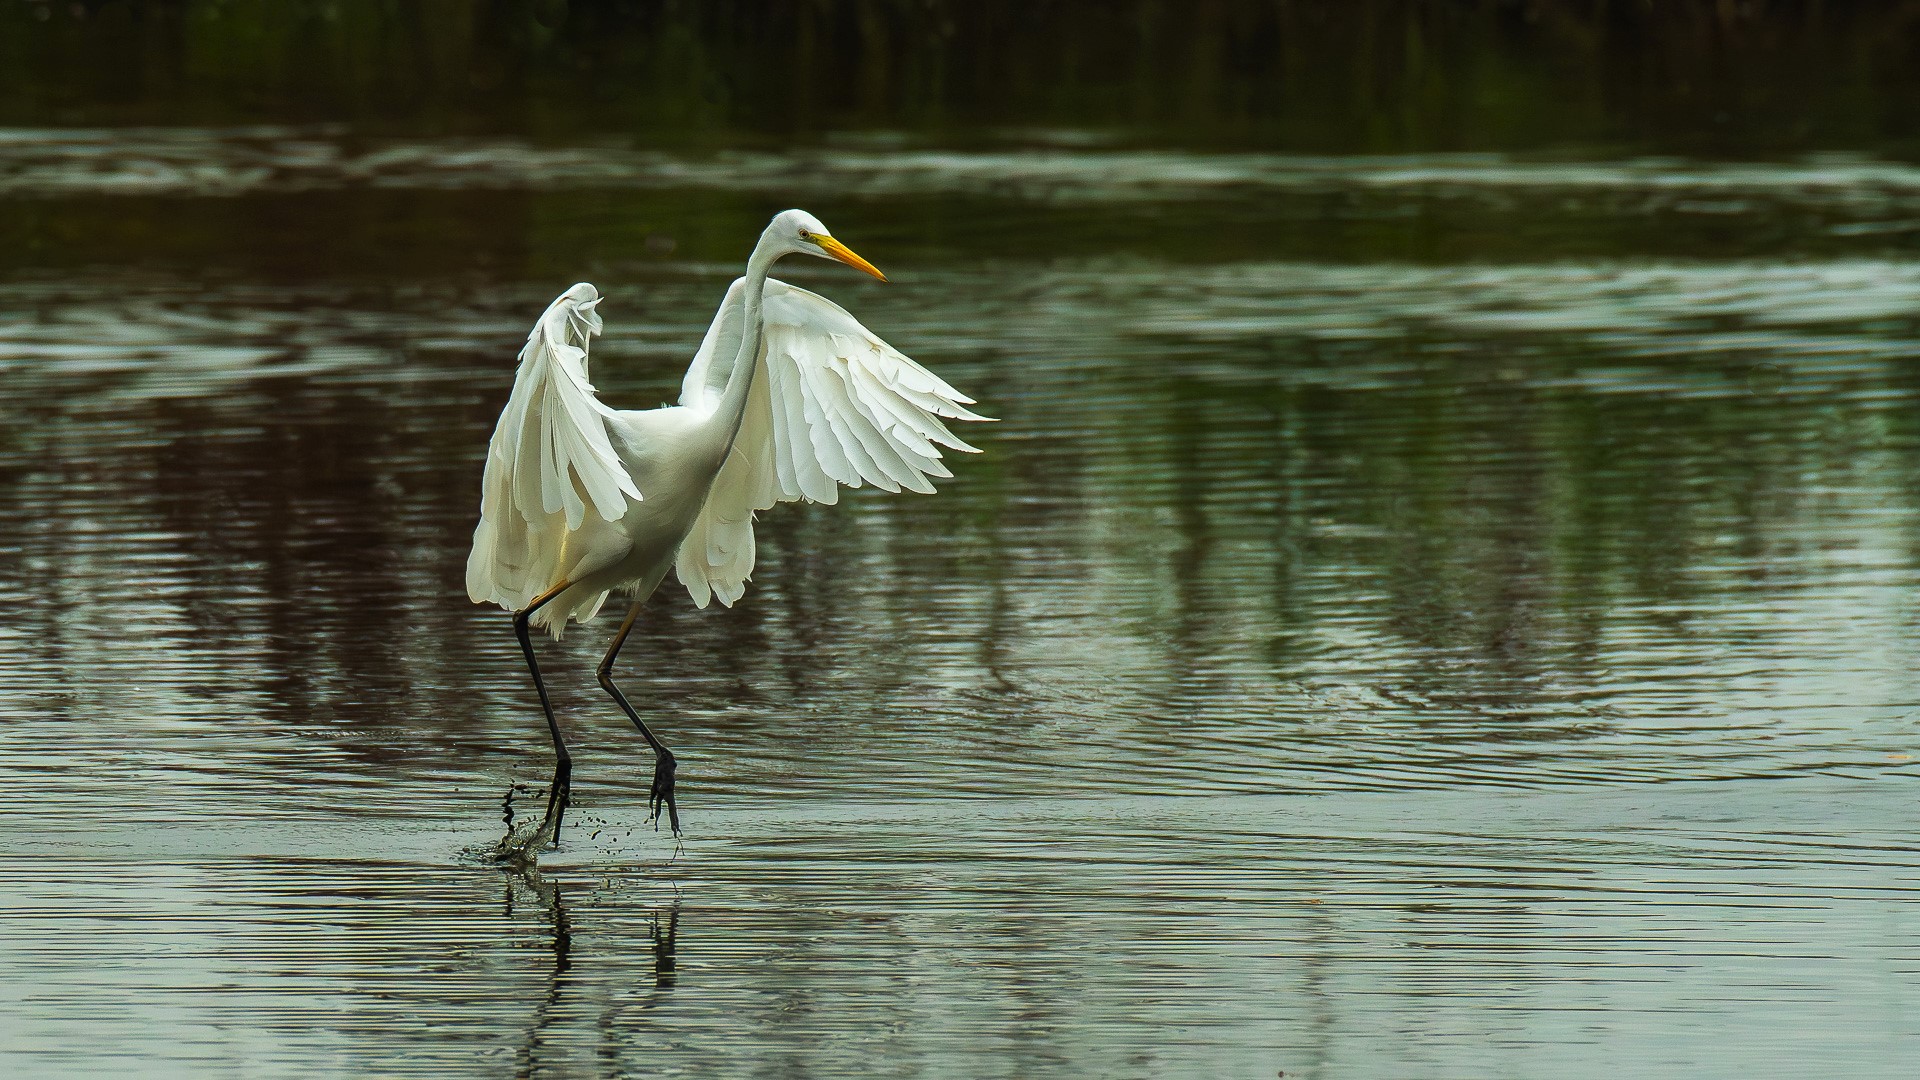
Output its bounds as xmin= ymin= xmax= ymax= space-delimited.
xmin=767 ymin=209 xmax=887 ymax=281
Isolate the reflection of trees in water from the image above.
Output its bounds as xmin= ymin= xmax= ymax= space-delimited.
xmin=9 ymin=270 xmax=1920 ymax=800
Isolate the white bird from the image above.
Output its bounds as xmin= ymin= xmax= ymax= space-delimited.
xmin=465 ymin=209 xmax=989 ymax=845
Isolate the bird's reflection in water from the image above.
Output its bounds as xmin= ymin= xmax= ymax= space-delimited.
xmin=648 ymin=905 xmax=678 ymax=990
xmin=503 ymin=866 xmax=681 ymax=1074
xmin=505 ymin=868 xmax=573 ymax=1078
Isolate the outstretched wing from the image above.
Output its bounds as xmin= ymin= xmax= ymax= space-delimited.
xmin=674 ymin=277 xmax=991 ymax=608
xmin=466 ymin=283 xmax=642 ymax=614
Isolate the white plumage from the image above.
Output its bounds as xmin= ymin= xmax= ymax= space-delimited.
xmin=465 ymin=283 xmax=640 ymax=623
xmin=466 ymin=273 xmax=988 ymax=635
xmin=673 ymin=278 xmax=988 ymax=609
xmin=465 ymin=210 xmax=987 ymax=848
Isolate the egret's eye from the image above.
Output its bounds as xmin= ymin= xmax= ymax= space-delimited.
xmin=797 ymin=229 xmax=814 ymax=242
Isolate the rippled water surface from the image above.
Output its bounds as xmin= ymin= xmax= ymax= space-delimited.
xmin=3 ymin=129 xmax=1920 ymax=1077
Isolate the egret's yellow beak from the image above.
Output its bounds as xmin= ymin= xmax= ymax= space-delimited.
xmin=816 ymin=235 xmax=887 ymax=282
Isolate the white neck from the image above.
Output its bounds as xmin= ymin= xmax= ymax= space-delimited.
xmin=713 ymin=230 xmax=781 ymax=441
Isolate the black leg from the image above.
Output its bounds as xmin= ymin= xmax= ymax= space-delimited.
xmin=513 ymin=581 xmax=574 ymax=845
xmin=597 ymin=601 xmax=681 ymax=833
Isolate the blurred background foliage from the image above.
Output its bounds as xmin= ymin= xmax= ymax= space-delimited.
xmin=3 ymin=0 xmax=1919 ymax=154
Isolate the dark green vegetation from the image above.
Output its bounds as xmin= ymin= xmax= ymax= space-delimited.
xmin=4 ymin=0 xmax=1919 ymax=154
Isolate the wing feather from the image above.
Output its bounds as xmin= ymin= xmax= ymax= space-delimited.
xmin=792 ymin=352 xmax=858 ymax=489
xmin=467 ymin=283 xmax=639 ymax=631
xmin=849 ymin=362 xmax=952 ymax=469
xmin=759 ymin=342 xmax=802 ymax=499
xmin=770 ymin=347 xmax=840 ymax=504
xmin=798 ymin=352 xmax=890 ymax=490
xmin=672 ymin=276 xmax=991 ymax=608
xmin=822 ymin=357 xmax=927 ymax=493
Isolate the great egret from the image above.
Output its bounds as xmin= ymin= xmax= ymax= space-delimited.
xmin=465 ymin=209 xmax=989 ymax=846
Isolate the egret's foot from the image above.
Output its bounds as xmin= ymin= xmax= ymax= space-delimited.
xmin=542 ymin=776 xmax=572 ymax=847
xmin=648 ymin=752 xmax=680 ymax=835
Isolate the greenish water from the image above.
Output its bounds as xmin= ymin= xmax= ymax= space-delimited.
xmin=4 ymin=6 xmax=1920 ymax=1078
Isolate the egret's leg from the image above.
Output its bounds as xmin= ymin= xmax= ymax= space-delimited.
xmin=513 ymin=581 xmax=574 ymax=844
xmin=596 ymin=601 xmax=680 ymax=834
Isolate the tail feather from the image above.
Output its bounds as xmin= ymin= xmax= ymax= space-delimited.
xmin=528 ymin=584 xmax=611 ymax=640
